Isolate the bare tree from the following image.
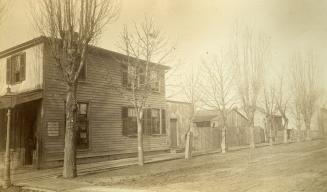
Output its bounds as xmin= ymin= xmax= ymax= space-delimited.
xmin=182 ymin=64 xmax=202 ymax=159
xmin=116 ymin=17 xmax=173 ymax=165
xmin=291 ymin=51 xmax=319 ymax=141
xmin=230 ymin=26 xmax=271 ymax=149
xmin=262 ymin=82 xmax=278 ymax=146
xmin=291 ymin=95 xmax=303 ymax=142
xmin=275 ymin=74 xmax=290 ymax=144
xmin=201 ymin=51 xmax=235 ymax=153
xmin=32 ymin=0 xmax=119 ymax=178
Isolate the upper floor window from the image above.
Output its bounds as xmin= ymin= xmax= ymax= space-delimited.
xmin=122 ymin=65 xmax=161 ymax=92
xmin=150 ymin=70 xmax=160 ymax=92
xmin=7 ymin=52 xmax=26 ymax=84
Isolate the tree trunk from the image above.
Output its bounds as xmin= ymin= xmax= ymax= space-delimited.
xmin=137 ymin=117 xmax=144 ymax=166
xmin=248 ymin=113 xmax=255 ymax=149
xmin=63 ymin=84 xmax=77 ymax=178
xmin=185 ymin=131 xmax=193 ymax=160
xmin=249 ymin=125 xmax=255 ymax=148
xmin=221 ymin=126 xmax=227 ymax=153
xmin=297 ymin=129 xmax=301 ymax=142
xmin=283 ymin=119 xmax=288 ymax=144
xmin=305 ymin=129 xmax=311 ymax=141
xmin=305 ymin=121 xmax=311 ymax=141
xmin=269 ymin=124 xmax=273 ymax=146
xmin=283 ymin=129 xmax=288 ymax=143
xmin=268 ymin=117 xmax=273 ymax=146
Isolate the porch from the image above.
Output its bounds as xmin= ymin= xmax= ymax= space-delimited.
xmin=0 ymin=89 xmax=43 ymax=170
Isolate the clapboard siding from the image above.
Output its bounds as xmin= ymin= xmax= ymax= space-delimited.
xmin=0 ymin=44 xmax=44 ymax=96
xmin=42 ymin=44 xmax=168 ymax=164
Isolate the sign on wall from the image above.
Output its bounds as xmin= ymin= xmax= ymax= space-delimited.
xmin=47 ymin=122 xmax=60 ymax=137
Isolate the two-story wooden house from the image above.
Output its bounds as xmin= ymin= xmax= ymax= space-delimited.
xmin=0 ymin=37 xmax=169 ymax=169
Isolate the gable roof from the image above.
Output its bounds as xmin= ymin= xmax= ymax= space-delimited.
xmin=193 ymin=110 xmax=217 ymax=122
xmin=0 ymin=36 xmax=45 ymax=59
xmin=0 ymin=36 xmax=170 ymax=70
xmin=193 ymin=108 xmax=249 ymax=123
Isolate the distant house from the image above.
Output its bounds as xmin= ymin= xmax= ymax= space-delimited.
xmin=192 ymin=108 xmax=265 ymax=152
xmin=166 ymin=100 xmax=193 ymax=151
xmin=254 ymin=107 xmax=283 ymax=143
xmin=0 ymin=37 xmax=170 ymax=169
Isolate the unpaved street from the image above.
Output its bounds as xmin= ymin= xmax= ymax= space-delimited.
xmin=75 ymin=140 xmax=327 ymax=192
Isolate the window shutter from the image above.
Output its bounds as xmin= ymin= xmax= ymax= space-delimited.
xmin=6 ymin=57 xmax=12 ymax=84
xmin=146 ymin=109 xmax=152 ymax=135
xmin=161 ymin=109 xmax=166 ymax=134
xmin=20 ymin=52 xmax=26 ymax=81
xmin=122 ymin=107 xmax=128 ymax=136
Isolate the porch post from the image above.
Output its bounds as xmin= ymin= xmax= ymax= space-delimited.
xmin=3 ymin=108 xmax=12 ymax=188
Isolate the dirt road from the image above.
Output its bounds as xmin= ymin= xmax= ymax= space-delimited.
xmin=76 ymin=140 xmax=327 ymax=192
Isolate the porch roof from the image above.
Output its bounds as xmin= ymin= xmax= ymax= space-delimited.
xmin=0 ymin=89 xmax=43 ymax=109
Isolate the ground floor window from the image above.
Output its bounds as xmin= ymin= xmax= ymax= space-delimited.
xmin=122 ymin=107 xmax=166 ymax=136
xmin=65 ymin=102 xmax=90 ymax=149
xmin=77 ymin=102 xmax=89 ymax=149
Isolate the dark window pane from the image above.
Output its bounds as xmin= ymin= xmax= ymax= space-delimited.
xmin=151 ymin=109 xmax=160 ymax=134
xmin=77 ymin=102 xmax=89 ymax=149
xmin=161 ymin=109 xmax=166 ymax=134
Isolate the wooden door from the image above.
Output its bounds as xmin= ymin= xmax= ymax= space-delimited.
xmin=170 ymin=119 xmax=178 ymax=147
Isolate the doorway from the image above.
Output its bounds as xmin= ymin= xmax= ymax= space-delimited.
xmin=13 ymin=100 xmax=40 ymax=166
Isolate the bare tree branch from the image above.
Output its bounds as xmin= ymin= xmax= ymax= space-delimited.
xmin=230 ymin=24 xmax=271 ymax=149
xmin=290 ymin=51 xmax=320 ymax=141
xmin=31 ymin=0 xmax=119 ymax=178
xmin=201 ymin=49 xmax=236 ymax=153
xmin=113 ymin=16 xmax=173 ymax=166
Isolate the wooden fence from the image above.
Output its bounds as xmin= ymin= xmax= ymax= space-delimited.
xmin=193 ymin=126 xmax=265 ymax=152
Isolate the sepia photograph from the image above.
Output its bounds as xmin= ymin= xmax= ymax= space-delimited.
xmin=0 ymin=0 xmax=327 ymax=191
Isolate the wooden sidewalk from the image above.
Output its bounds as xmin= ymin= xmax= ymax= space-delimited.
xmin=0 ymin=143 xmax=271 ymax=191
xmin=0 ymin=152 xmax=185 ymax=191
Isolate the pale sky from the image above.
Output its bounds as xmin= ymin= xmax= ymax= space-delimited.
xmin=1 ymin=0 xmax=327 ymax=101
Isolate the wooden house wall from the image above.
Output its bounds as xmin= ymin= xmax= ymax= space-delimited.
xmin=166 ymin=101 xmax=193 ymax=148
xmin=42 ymin=45 xmax=168 ymax=164
xmin=0 ymin=44 xmax=44 ymax=96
